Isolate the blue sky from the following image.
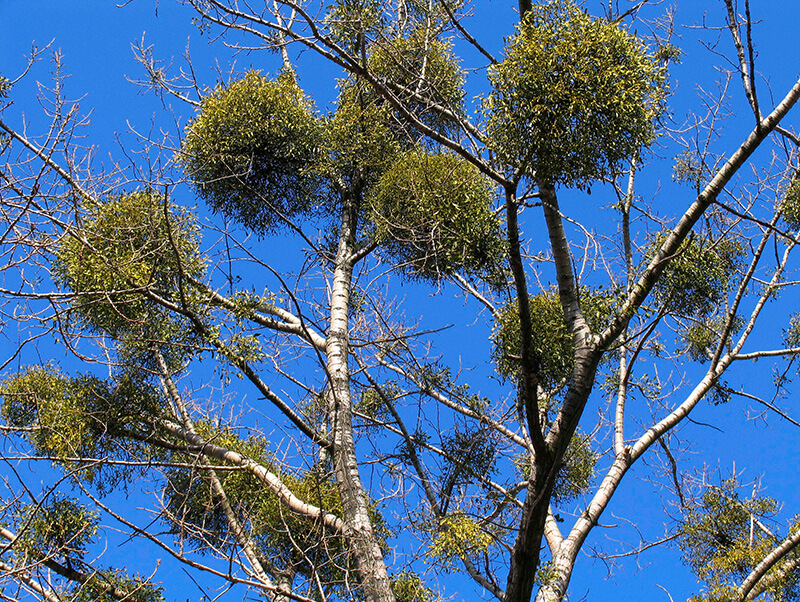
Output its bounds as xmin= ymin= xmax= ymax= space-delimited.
xmin=3 ymin=1 xmax=800 ymax=601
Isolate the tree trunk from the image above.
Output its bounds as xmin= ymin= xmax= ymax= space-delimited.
xmin=327 ymin=190 xmax=396 ymax=602
xmin=505 ymin=353 xmax=601 ymax=602
xmin=506 ymin=182 xmax=603 ymax=602
xmin=505 ymin=459 xmax=556 ymax=602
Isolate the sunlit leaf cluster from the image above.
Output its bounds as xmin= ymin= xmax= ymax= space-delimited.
xmin=370 ymin=148 xmax=505 ymax=282
xmin=70 ymin=569 xmax=165 ymax=602
xmin=9 ymin=496 xmax=164 ymax=601
xmin=779 ymin=177 xmax=800 ymax=231
xmin=492 ymin=288 xmax=614 ymax=389
xmin=653 ymin=235 xmax=743 ymax=318
xmin=682 ymin=316 xmax=742 ymax=363
xmin=551 ymin=431 xmax=596 ymax=503
xmin=673 ymin=149 xmax=711 ymax=190
xmin=427 ymin=511 xmax=493 ymax=568
xmin=325 ymin=91 xmax=400 ymax=189
xmin=12 ymin=496 xmax=98 ymax=564
xmin=181 ymin=59 xmax=500 ymax=284
xmin=0 ymin=366 xmax=164 ymax=483
xmin=166 ymin=423 xmax=355 ymax=586
xmin=784 ymin=313 xmax=800 ymax=349
xmin=182 ymin=70 xmax=324 ymax=232
xmin=486 ymin=0 xmax=665 ymax=184
xmin=366 ymin=29 xmax=465 ymax=141
xmin=356 ymin=381 xmax=403 ymax=423
xmin=53 ymin=190 xmax=204 ymax=360
xmin=679 ymin=479 xmax=800 ymax=601
xmin=326 ymin=0 xmax=384 ymax=53
xmin=391 ymin=570 xmax=439 ymax=602
xmin=515 ymin=431 xmax=596 ymax=503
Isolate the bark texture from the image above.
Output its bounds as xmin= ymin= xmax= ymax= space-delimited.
xmin=327 ymin=191 xmax=396 ymax=602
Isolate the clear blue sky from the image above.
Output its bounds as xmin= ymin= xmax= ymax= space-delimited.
xmin=3 ymin=1 xmax=800 ymax=601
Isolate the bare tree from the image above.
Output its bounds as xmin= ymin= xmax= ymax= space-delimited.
xmin=1 ymin=1 xmax=800 ymax=601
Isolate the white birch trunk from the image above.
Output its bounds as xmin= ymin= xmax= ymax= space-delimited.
xmin=326 ymin=192 xmax=396 ymax=602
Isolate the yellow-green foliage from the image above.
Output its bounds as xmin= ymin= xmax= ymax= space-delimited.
xmin=486 ymin=0 xmax=664 ymax=184
xmin=679 ymin=479 xmax=800 ymax=601
xmin=391 ymin=570 xmax=439 ymax=602
xmin=492 ymin=288 xmax=614 ymax=389
xmin=366 ymin=29 xmax=465 ymax=141
xmin=673 ymin=149 xmax=710 ymax=189
xmin=428 ymin=512 xmax=493 ymax=567
xmin=779 ymin=178 xmax=800 ymax=230
xmin=356 ymin=381 xmax=405 ymax=423
xmin=552 ymin=431 xmax=596 ymax=502
xmin=166 ymin=424 xmax=354 ymax=586
xmin=70 ymin=570 xmax=165 ymax=602
xmin=326 ymin=0 xmax=384 ymax=53
xmin=784 ymin=313 xmax=800 ymax=350
xmin=534 ymin=561 xmax=560 ymax=589
xmin=182 ymin=70 xmax=324 ymax=232
xmin=683 ymin=321 xmax=720 ymax=362
xmin=687 ymin=589 xmax=738 ymax=602
xmin=54 ymin=190 xmax=203 ymax=344
xmin=13 ymin=496 xmax=98 ymax=564
xmin=441 ymin=426 xmax=497 ymax=486
xmin=682 ymin=316 xmax=741 ymax=363
xmin=515 ymin=431 xmax=596 ymax=503
xmin=325 ymin=89 xmax=400 ymax=188
xmin=370 ymin=148 xmax=505 ymax=282
xmin=0 ymin=366 xmax=163 ymax=482
xmin=652 ymin=235 xmax=743 ymax=317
